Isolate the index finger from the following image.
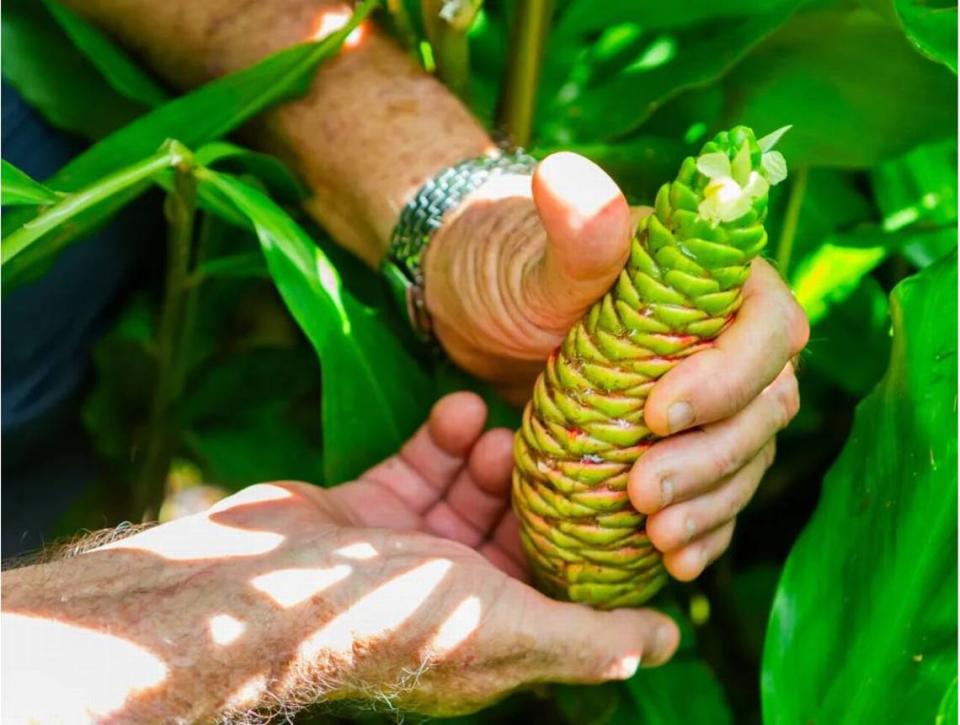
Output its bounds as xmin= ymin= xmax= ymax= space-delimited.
xmin=644 ymin=258 xmax=809 ymax=436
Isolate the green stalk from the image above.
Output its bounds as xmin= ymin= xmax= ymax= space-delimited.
xmin=133 ymin=169 xmax=198 ymax=520
xmin=775 ymin=164 xmax=808 ymax=276
xmin=496 ymin=0 xmax=553 ymax=148
xmin=2 ymin=141 xmax=190 ymax=265
xmin=421 ymin=0 xmax=482 ymax=100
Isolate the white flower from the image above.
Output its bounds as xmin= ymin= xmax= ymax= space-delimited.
xmin=696 ymin=126 xmax=791 ymax=224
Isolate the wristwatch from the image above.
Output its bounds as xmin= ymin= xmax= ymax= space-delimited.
xmin=382 ymin=150 xmax=537 ymax=342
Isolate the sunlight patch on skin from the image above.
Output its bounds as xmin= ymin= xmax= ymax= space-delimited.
xmin=424 ymin=596 xmax=482 ymax=657
xmin=298 ymin=559 xmax=453 ymax=663
xmin=207 ymin=483 xmax=293 ymax=513
xmin=3 ymin=612 xmax=167 ymax=722
xmin=333 ymin=542 xmax=379 ymax=560
xmin=603 ymin=653 xmax=640 ymax=680
xmin=308 ymin=8 xmax=366 ymax=48
xmin=224 ymin=672 xmax=269 ymax=711
xmin=209 ymin=613 xmax=247 ymax=646
xmin=98 ymin=513 xmax=285 ymax=561
xmin=250 ymin=565 xmax=353 ymax=608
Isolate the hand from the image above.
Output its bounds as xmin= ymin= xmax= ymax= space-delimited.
xmin=628 ymin=260 xmax=809 ymax=580
xmin=3 ymin=393 xmax=679 ymax=722
xmin=424 ymin=152 xmax=635 ymax=403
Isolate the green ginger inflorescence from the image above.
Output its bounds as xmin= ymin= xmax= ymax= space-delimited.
xmin=512 ymin=125 xmax=789 ymax=609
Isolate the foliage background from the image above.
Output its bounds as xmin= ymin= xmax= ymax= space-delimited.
xmin=2 ymin=0 xmax=957 ymax=722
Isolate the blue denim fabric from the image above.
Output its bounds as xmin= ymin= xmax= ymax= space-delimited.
xmin=2 ymin=81 xmax=145 ymax=554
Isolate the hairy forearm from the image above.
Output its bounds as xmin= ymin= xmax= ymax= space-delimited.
xmin=61 ymin=0 xmax=494 ymax=265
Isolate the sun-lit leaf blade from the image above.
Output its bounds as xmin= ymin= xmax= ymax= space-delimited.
xmin=540 ymin=0 xmax=805 ymax=142
xmin=1 ymin=159 xmax=61 ymax=206
xmin=726 ymin=9 xmax=957 ymax=167
xmin=46 ymin=0 xmax=376 ymax=192
xmin=199 ymin=169 xmax=431 ymax=483
xmin=2 ymin=0 xmax=146 ymax=139
xmin=42 ymin=0 xmax=170 ymax=107
xmin=762 ymin=253 xmax=958 ymax=723
xmin=895 ymin=0 xmax=958 ymax=72
xmin=937 ymin=676 xmax=959 ymax=725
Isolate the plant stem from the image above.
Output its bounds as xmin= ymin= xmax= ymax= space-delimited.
xmin=133 ymin=169 xmax=197 ymax=520
xmin=496 ymin=0 xmax=553 ymax=148
xmin=775 ymin=165 xmax=808 ymax=277
xmin=421 ymin=0 xmax=481 ymax=101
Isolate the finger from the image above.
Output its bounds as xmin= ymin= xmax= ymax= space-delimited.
xmin=645 ymin=440 xmax=774 ymax=553
xmin=529 ymin=152 xmax=632 ymax=319
xmin=629 ymin=365 xmax=797 ymax=513
xmin=644 ymin=258 xmax=809 ymax=436
xmin=518 ymin=588 xmax=680 ymax=682
xmin=485 ymin=509 xmax=528 ymax=575
xmin=365 ymin=392 xmax=487 ymax=513
xmin=440 ymin=428 xmax=515 ymax=535
xmin=662 ymin=519 xmax=736 ymax=581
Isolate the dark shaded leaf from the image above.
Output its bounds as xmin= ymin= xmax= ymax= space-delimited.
xmin=201 ymin=170 xmax=431 ymax=484
xmin=540 ymin=0 xmax=806 ymax=143
xmin=725 ymin=9 xmax=957 ymax=167
xmin=762 ymin=253 xmax=958 ymax=722
xmin=43 ymin=0 xmax=170 ymax=107
xmin=1 ymin=0 xmax=146 ymax=139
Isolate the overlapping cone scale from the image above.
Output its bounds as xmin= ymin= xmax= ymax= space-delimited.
xmin=512 ymin=126 xmax=778 ymax=609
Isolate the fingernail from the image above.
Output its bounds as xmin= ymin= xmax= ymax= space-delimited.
xmin=667 ymin=401 xmax=695 ymax=433
xmin=659 ymin=478 xmax=675 ymax=508
xmin=646 ymin=626 xmax=672 ymax=666
xmin=684 ymin=518 xmax=697 ymax=543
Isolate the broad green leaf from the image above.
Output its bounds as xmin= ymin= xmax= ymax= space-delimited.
xmin=1 ymin=160 xmax=61 ymax=206
xmin=725 ymin=9 xmax=957 ymax=167
xmin=938 ymin=676 xmax=959 ymax=725
xmin=2 ymin=0 xmax=146 ymax=139
xmin=895 ymin=0 xmax=958 ymax=73
xmin=540 ymin=0 xmax=805 ymax=143
xmin=199 ymin=169 xmax=431 ymax=484
xmin=762 ymin=253 xmax=958 ymax=723
xmin=46 ymin=0 xmax=376 ymax=192
xmin=43 ymin=0 xmax=169 ymax=108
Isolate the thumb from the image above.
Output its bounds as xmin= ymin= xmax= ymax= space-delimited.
xmin=530 ymin=152 xmax=632 ymax=318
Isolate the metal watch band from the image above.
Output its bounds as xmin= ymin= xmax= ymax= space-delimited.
xmin=383 ymin=150 xmax=538 ymax=341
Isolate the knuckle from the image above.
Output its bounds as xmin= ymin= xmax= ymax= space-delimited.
xmin=772 ymin=374 xmax=801 ymax=430
xmin=785 ymin=297 xmax=811 ymax=354
xmin=765 ymin=439 xmax=778 ymax=468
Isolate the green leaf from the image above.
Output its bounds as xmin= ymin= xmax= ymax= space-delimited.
xmin=937 ymin=676 xmax=959 ymax=725
xmin=2 ymin=0 xmax=146 ymax=139
xmin=894 ymin=0 xmax=958 ymax=73
xmin=196 ymin=142 xmax=309 ymax=203
xmin=725 ymin=9 xmax=957 ymax=167
xmin=2 ymin=141 xmax=188 ymax=267
xmin=762 ymin=253 xmax=958 ymax=723
xmin=872 ymin=139 xmax=958 ymax=236
xmin=625 ymin=658 xmax=733 ymax=725
xmin=803 ymin=276 xmax=892 ymax=397
xmin=199 ymin=169 xmax=432 ymax=484
xmin=1 ymin=160 xmax=61 ymax=206
xmin=540 ymin=0 xmax=806 ymax=143
xmin=46 ymin=0 xmax=377 ymax=192
xmin=192 ymin=252 xmax=268 ymax=283
xmin=43 ymin=0 xmax=170 ymax=107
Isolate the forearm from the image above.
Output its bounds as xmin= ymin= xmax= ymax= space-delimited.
xmin=61 ymin=0 xmax=495 ymax=265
